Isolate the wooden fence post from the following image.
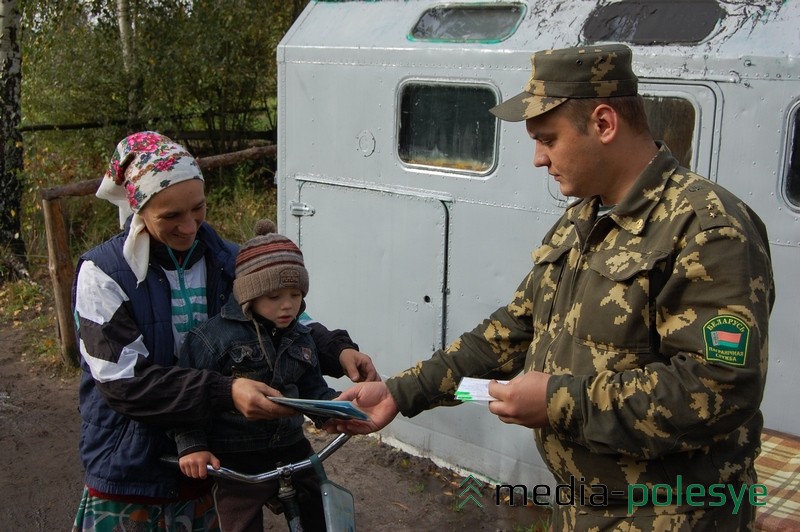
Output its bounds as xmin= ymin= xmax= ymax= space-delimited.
xmin=41 ymin=196 xmax=79 ymax=367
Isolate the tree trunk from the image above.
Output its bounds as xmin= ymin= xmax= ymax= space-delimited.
xmin=116 ymin=0 xmax=142 ymax=131
xmin=0 ymin=0 xmax=27 ymax=280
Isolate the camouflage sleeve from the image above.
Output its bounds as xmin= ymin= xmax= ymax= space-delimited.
xmin=546 ymin=202 xmax=773 ymax=459
xmin=386 ymin=273 xmax=535 ymax=417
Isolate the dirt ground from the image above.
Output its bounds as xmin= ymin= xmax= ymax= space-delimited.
xmin=0 ymin=320 xmax=550 ymax=531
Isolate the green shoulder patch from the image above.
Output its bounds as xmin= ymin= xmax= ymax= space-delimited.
xmin=703 ymin=315 xmax=750 ymax=366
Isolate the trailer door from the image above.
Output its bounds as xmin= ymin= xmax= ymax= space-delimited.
xmin=293 ymin=178 xmax=450 ymax=378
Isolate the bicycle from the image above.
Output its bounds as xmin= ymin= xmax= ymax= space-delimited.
xmin=162 ymin=433 xmax=355 ymax=532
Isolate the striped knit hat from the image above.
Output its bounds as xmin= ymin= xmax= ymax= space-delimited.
xmin=233 ymin=220 xmax=309 ymax=306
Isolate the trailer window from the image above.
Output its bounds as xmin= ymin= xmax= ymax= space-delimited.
xmin=642 ymin=96 xmax=695 ymax=169
xmin=398 ymin=83 xmax=498 ymax=174
xmin=583 ymin=0 xmax=724 ymax=45
xmin=409 ymin=3 xmax=525 ymax=43
xmin=786 ymin=107 xmax=800 ymax=207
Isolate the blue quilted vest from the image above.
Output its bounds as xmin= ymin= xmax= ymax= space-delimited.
xmin=72 ymin=221 xmax=236 ymax=498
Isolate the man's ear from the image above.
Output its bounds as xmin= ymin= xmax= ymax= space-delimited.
xmin=591 ymin=104 xmax=618 ymax=144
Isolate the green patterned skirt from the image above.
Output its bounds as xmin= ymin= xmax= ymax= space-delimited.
xmin=71 ymin=487 xmax=219 ymax=532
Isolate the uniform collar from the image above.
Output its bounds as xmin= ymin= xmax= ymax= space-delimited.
xmin=567 ymin=142 xmax=679 ymax=236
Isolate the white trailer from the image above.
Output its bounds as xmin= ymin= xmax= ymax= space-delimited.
xmin=277 ymin=0 xmax=800 ymax=487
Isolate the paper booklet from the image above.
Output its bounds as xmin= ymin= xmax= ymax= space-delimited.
xmin=268 ymin=396 xmax=370 ymax=421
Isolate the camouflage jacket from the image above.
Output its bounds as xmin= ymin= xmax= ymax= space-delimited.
xmin=386 ymin=145 xmax=774 ymax=509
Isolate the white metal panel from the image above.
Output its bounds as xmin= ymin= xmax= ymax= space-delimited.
xmin=277 ymin=3 xmax=800 ymax=485
xmin=283 ymin=0 xmax=798 ymax=82
xmin=710 ymin=79 xmax=800 ymax=435
xmin=296 ymin=180 xmax=448 ymax=373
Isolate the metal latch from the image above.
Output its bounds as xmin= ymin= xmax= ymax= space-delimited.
xmin=289 ymin=201 xmax=315 ymax=217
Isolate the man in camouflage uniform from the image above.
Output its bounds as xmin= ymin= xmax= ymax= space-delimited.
xmin=333 ymin=44 xmax=774 ymax=531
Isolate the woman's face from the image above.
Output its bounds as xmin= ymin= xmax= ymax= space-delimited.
xmin=139 ymin=179 xmax=206 ymax=251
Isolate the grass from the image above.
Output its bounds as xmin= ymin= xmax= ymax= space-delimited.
xmin=204 ymin=175 xmax=278 ymax=244
xmin=409 ymin=481 xmax=425 ymax=494
xmin=0 ymin=268 xmax=78 ymax=378
xmin=512 ymin=519 xmax=552 ymax=532
xmin=450 ymin=499 xmax=465 ymax=513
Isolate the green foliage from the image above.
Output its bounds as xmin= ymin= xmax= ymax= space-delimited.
xmin=141 ymin=0 xmax=280 ymax=152
xmin=205 ymin=168 xmax=278 ymax=245
xmin=20 ymin=0 xmax=309 ymax=151
xmin=17 ymin=0 xmax=304 ymax=262
xmin=20 ymin=128 xmax=121 ymax=262
xmin=21 ymin=1 xmax=125 ymax=126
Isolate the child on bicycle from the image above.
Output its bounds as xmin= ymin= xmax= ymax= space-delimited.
xmin=173 ymin=219 xmax=335 ymax=531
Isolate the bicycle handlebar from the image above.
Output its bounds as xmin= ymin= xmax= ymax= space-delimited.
xmin=160 ymin=433 xmax=351 ymax=484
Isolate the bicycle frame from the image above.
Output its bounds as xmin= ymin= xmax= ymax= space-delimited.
xmin=161 ymin=433 xmax=353 ymax=531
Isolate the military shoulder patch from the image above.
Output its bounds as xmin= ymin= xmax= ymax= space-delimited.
xmin=703 ymin=315 xmax=750 ymax=366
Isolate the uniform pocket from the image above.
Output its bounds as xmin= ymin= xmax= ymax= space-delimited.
xmin=586 ymin=249 xmax=669 ymax=282
xmin=532 ymin=243 xmax=572 ymax=266
xmin=573 ymin=249 xmax=670 ymax=352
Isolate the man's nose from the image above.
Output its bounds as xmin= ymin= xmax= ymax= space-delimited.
xmin=533 ymin=145 xmax=549 ymax=168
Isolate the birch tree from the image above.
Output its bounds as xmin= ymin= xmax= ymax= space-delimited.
xmin=0 ymin=0 xmax=26 ymax=279
xmin=116 ymin=0 xmax=142 ymax=129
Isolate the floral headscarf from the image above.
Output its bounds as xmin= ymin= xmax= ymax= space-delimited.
xmin=97 ymin=131 xmax=204 ymax=224
xmin=96 ymin=131 xmax=205 ymax=284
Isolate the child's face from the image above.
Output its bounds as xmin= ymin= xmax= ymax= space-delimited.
xmin=250 ymin=287 xmax=303 ymax=328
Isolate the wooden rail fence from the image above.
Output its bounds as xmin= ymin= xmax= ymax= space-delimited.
xmin=40 ymin=145 xmax=276 ymax=367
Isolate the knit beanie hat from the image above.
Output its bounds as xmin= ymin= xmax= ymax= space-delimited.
xmin=233 ymin=220 xmax=309 ymax=306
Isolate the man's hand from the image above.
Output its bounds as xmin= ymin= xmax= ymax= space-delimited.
xmin=328 ymin=381 xmax=399 ymax=435
xmin=231 ymin=378 xmax=296 ymax=420
xmin=179 ymin=451 xmax=220 ymax=479
xmin=488 ymin=371 xmax=551 ymax=428
xmin=339 ymin=348 xmax=381 ymax=382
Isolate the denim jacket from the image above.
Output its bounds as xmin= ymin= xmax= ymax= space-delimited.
xmin=173 ymin=295 xmax=337 ymax=456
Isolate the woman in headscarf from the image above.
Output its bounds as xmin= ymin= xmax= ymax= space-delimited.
xmin=71 ymin=131 xmax=377 ymax=531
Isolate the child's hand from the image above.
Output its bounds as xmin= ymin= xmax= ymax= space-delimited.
xmin=179 ymin=451 xmax=220 ymax=479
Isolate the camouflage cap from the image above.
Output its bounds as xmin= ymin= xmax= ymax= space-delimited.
xmin=490 ymin=44 xmax=638 ymax=122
